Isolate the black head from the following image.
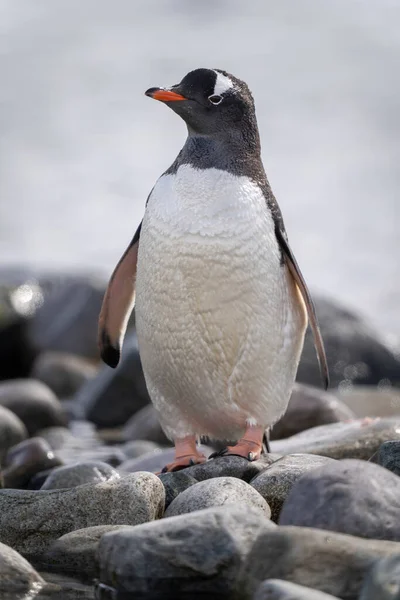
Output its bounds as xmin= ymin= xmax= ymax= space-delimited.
xmin=145 ymin=68 xmax=259 ymax=142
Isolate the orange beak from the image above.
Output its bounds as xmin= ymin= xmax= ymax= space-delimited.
xmin=145 ymin=87 xmax=187 ymax=102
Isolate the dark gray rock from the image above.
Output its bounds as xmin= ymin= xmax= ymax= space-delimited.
xmin=41 ymin=461 xmax=120 ymax=490
xmin=75 ymin=333 xmax=150 ymax=427
xmin=254 ymin=579 xmax=341 ymax=599
xmin=2 ymin=437 xmax=63 ymax=489
xmin=35 ymin=426 xmax=77 ymax=451
xmin=241 ymin=526 xmax=400 ymax=599
xmin=271 ymin=417 xmax=400 ymax=460
xmin=297 ymin=296 xmax=400 ymax=388
xmin=0 ymin=472 xmax=164 ymax=559
xmin=0 ymin=379 xmax=65 ymax=435
xmin=184 ymin=454 xmax=280 ymax=483
xmin=31 ymin=351 xmax=98 ymax=398
xmin=359 ymin=554 xmax=400 ymax=600
xmin=378 ymin=440 xmax=400 ymax=476
xmin=0 ymin=541 xmax=44 ymax=597
xmin=43 ymin=525 xmax=134 ymax=578
xmin=0 ymin=405 xmax=27 ymax=461
xmin=158 ymin=471 xmax=198 ymax=509
xmin=122 ymin=403 xmax=170 ymax=445
xmin=165 ymin=477 xmax=271 ymax=519
xmin=119 ymin=445 xmax=212 ymax=474
xmin=28 ymin=274 xmax=107 ymax=360
xmin=279 ymin=459 xmax=400 ymax=541
xmin=251 ymin=454 xmax=335 ymax=521
xmin=122 ymin=440 xmax=162 ymax=459
xmin=98 ymin=505 xmax=275 ymax=596
xmin=272 ymin=383 xmax=354 ymax=440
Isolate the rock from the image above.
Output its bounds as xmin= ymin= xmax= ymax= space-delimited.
xmin=271 ymin=417 xmax=400 ymax=460
xmin=0 ymin=405 xmax=27 ymax=461
xmin=0 ymin=472 xmax=164 ymax=559
xmin=28 ymin=274 xmax=107 ymax=360
xmin=240 ymin=526 xmax=400 ymax=599
xmin=339 ymin=387 xmax=400 ymax=418
xmin=98 ymin=505 xmax=275 ymax=596
xmin=279 ymin=459 xmax=400 ymax=541
xmin=0 ymin=541 xmax=44 ymax=597
xmin=0 ymin=379 xmax=65 ymax=435
xmin=158 ymin=471 xmax=198 ymax=509
xmin=122 ymin=440 xmax=162 ymax=459
xmin=58 ymin=445 xmax=127 ymax=468
xmin=43 ymin=525 xmax=133 ymax=578
xmin=0 ymin=272 xmax=41 ymax=380
xmin=122 ymin=403 xmax=170 ymax=445
xmin=250 ymin=454 xmax=335 ymax=521
xmin=254 ymin=579 xmax=341 ymax=599
xmin=119 ymin=445 xmax=212 ymax=474
xmin=27 ymin=469 xmax=55 ymax=490
xmin=359 ymin=554 xmax=400 ymax=600
xmin=184 ymin=454 xmax=280 ymax=483
xmin=31 ymin=351 xmax=98 ymax=398
xmin=41 ymin=461 xmax=120 ymax=490
xmin=2 ymin=437 xmax=63 ymax=489
xmin=35 ymin=426 xmax=77 ymax=451
xmin=297 ymin=296 xmax=400 ymax=388
xmin=271 ymin=383 xmax=354 ymax=440
xmin=165 ymin=477 xmax=271 ymax=519
xmin=75 ymin=332 xmax=150 ymax=427
xmin=378 ymin=441 xmax=400 ymax=476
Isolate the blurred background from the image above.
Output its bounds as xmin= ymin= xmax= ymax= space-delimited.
xmin=0 ymin=0 xmax=399 ymax=340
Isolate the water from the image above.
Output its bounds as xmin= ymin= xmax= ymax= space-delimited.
xmin=0 ymin=0 xmax=399 ymax=338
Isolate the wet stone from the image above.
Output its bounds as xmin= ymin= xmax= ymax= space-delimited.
xmin=158 ymin=470 xmax=198 ymax=509
xmin=0 ymin=541 xmax=44 ymax=597
xmin=0 ymin=405 xmax=27 ymax=461
xmin=165 ymin=476 xmax=271 ymax=519
xmin=2 ymin=437 xmax=63 ymax=489
xmin=279 ymin=459 xmax=400 ymax=541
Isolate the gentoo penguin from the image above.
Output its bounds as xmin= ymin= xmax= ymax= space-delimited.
xmin=98 ymin=68 xmax=329 ymax=472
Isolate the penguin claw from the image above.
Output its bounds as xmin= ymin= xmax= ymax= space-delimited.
xmin=209 ymin=444 xmax=262 ymax=462
xmin=159 ymin=454 xmax=207 ymax=473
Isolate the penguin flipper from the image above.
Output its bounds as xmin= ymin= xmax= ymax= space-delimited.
xmin=275 ymin=227 xmax=330 ymax=390
xmin=98 ymin=222 xmax=142 ymax=368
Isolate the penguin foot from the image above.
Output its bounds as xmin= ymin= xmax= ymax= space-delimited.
xmin=209 ymin=425 xmax=264 ymax=462
xmin=160 ymin=453 xmax=207 ymax=473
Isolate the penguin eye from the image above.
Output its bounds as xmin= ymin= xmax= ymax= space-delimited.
xmin=208 ymin=94 xmax=223 ymax=105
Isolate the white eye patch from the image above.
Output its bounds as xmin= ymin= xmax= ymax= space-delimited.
xmin=213 ymin=71 xmax=234 ymax=96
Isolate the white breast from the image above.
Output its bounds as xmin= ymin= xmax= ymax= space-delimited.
xmin=135 ymin=164 xmax=307 ymax=441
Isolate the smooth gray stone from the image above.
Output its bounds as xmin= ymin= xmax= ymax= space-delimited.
xmin=184 ymin=454 xmax=280 ymax=483
xmin=272 ymin=383 xmax=354 ymax=440
xmin=0 ymin=541 xmax=44 ymax=597
xmin=240 ymin=526 xmax=400 ymax=599
xmin=279 ymin=459 xmax=400 ymax=541
xmin=250 ymin=454 xmax=335 ymax=521
xmin=41 ymin=461 xmax=120 ymax=490
xmin=43 ymin=525 xmax=134 ymax=578
xmin=0 ymin=379 xmax=65 ymax=435
xmin=165 ymin=477 xmax=271 ymax=519
xmin=0 ymin=405 xmax=27 ymax=461
xmin=158 ymin=471 xmax=198 ymax=509
xmin=31 ymin=351 xmax=98 ymax=398
xmin=36 ymin=426 xmax=75 ymax=450
xmin=297 ymin=296 xmax=400 ymax=388
xmin=122 ymin=440 xmax=162 ymax=459
xmin=98 ymin=505 xmax=275 ymax=595
xmin=271 ymin=417 xmax=400 ymax=460
xmin=58 ymin=445 xmax=127 ymax=467
xmin=75 ymin=332 xmax=150 ymax=427
xmin=378 ymin=440 xmax=400 ymax=476
xmin=122 ymin=403 xmax=170 ymax=445
xmin=2 ymin=437 xmax=63 ymax=489
xmin=338 ymin=387 xmax=400 ymax=419
xmin=254 ymin=579 xmax=341 ymax=599
xmin=359 ymin=554 xmax=400 ymax=600
xmin=0 ymin=472 xmax=164 ymax=559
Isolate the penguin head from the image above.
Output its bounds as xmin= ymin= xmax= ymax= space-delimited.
xmin=145 ymin=68 xmax=257 ymax=138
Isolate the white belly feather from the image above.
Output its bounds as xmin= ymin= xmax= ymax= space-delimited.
xmin=135 ymin=165 xmax=307 ymax=440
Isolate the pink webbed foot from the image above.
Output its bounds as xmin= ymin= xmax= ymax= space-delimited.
xmin=158 ymin=436 xmax=207 ymax=474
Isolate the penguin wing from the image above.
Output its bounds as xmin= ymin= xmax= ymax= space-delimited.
xmin=275 ymin=226 xmax=330 ymax=390
xmin=98 ymin=221 xmax=142 ymax=368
